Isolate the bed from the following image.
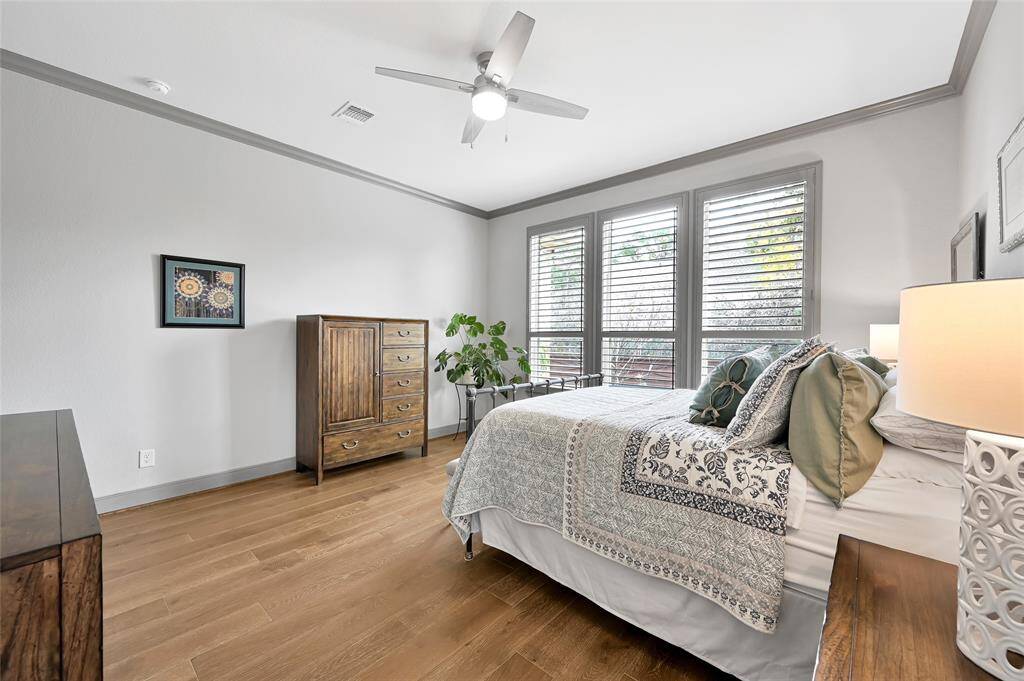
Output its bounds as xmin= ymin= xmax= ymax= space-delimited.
xmin=443 ymin=382 xmax=962 ymax=681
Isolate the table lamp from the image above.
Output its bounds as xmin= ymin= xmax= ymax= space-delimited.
xmin=869 ymin=323 xmax=900 ymax=365
xmin=897 ymin=278 xmax=1024 ymax=680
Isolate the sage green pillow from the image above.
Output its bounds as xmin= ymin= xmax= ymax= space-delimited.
xmin=689 ymin=346 xmax=775 ymax=427
xmin=842 ymin=347 xmax=891 ymax=378
xmin=788 ymin=352 xmax=888 ymax=506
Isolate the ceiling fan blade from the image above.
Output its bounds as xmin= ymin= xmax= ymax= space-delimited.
xmin=507 ymin=89 xmax=588 ymax=120
xmin=461 ymin=113 xmax=486 ymax=145
xmin=374 ymin=67 xmax=474 ymax=93
xmin=484 ymin=11 xmax=535 ymax=86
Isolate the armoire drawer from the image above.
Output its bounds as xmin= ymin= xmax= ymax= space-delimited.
xmin=382 ymin=395 xmax=424 ymax=422
xmin=382 ymin=323 xmax=425 ymax=347
xmin=323 ymin=419 xmax=425 ymax=466
xmin=382 ymin=348 xmax=424 ymax=372
xmin=382 ymin=371 xmax=423 ymax=398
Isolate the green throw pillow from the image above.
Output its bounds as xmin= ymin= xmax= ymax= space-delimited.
xmin=788 ymin=352 xmax=889 ymax=506
xmin=842 ymin=347 xmax=891 ymax=377
xmin=689 ymin=346 xmax=775 ymax=427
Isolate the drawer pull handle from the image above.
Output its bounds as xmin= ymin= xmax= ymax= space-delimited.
xmin=341 ymin=440 xmax=360 ymax=450
xmin=397 ymin=330 xmax=412 ymax=337
xmin=397 ymin=355 xmax=411 ymax=362
xmin=397 ymin=379 xmax=412 ymax=387
xmin=398 ymin=430 xmax=412 ymax=438
xmin=397 ymin=403 xmax=412 ymax=412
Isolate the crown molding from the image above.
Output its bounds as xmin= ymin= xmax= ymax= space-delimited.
xmin=949 ymin=0 xmax=997 ymax=93
xmin=0 ymin=49 xmax=489 ymax=219
xmin=1 ymin=0 xmax=996 ymax=221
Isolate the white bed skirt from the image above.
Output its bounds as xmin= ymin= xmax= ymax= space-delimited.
xmin=476 ymin=507 xmax=825 ymax=681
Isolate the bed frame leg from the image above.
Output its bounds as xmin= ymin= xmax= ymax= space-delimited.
xmin=464 ymin=534 xmax=474 ymax=561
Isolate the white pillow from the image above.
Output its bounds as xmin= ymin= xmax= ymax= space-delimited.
xmin=874 ymin=443 xmax=962 ymax=488
xmin=883 ymin=367 xmax=898 ymax=388
xmin=869 ymin=387 xmax=966 ymax=463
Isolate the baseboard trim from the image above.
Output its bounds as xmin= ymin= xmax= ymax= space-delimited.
xmin=96 ymin=424 xmax=463 ymax=513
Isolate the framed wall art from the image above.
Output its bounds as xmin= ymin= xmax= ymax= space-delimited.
xmin=997 ymin=114 xmax=1024 ymax=253
xmin=951 ymin=212 xmax=983 ymax=281
xmin=161 ymin=255 xmax=245 ymax=328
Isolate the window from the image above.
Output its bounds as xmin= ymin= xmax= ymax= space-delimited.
xmin=524 ymin=163 xmax=819 ymax=389
xmin=692 ymin=165 xmax=820 ymax=380
xmin=597 ymin=197 xmax=683 ymax=388
xmin=526 ymin=216 xmax=592 ymax=381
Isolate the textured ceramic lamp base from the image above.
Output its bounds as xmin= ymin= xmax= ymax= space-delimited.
xmin=957 ymin=430 xmax=1024 ymax=680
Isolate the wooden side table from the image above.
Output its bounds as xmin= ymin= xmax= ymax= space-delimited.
xmin=816 ymin=535 xmax=999 ymax=680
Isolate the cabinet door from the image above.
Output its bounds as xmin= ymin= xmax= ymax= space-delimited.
xmin=322 ymin=321 xmax=380 ymax=431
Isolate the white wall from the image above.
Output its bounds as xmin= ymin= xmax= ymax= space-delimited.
xmin=0 ymin=71 xmax=489 ymax=498
xmin=957 ymin=0 xmax=1024 ymax=279
xmin=489 ymin=98 xmax=962 ymax=367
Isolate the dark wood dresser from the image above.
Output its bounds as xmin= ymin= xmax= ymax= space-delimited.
xmin=296 ymin=315 xmax=429 ymax=484
xmin=1 ymin=410 xmax=102 ymax=681
xmin=816 ymin=535 xmax=996 ymax=680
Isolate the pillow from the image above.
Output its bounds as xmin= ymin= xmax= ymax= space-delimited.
xmin=788 ymin=352 xmax=888 ymax=506
xmin=724 ymin=336 xmax=830 ymax=448
xmin=883 ymin=367 xmax=898 ymax=388
xmin=688 ymin=346 xmax=775 ymax=427
xmin=873 ymin=443 xmax=962 ymax=489
xmin=841 ymin=347 xmax=891 ymax=378
xmin=870 ymin=387 xmax=967 ymax=463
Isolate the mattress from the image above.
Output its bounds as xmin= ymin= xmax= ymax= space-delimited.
xmin=473 ymin=443 xmax=962 ymax=681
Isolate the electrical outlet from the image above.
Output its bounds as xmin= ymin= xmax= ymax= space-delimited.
xmin=139 ymin=449 xmax=156 ymax=468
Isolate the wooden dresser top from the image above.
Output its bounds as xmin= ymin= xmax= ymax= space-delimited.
xmin=816 ymin=534 xmax=996 ymax=681
xmin=1 ymin=409 xmax=100 ymax=570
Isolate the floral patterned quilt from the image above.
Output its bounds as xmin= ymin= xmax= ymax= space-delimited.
xmin=443 ymin=386 xmax=794 ymax=632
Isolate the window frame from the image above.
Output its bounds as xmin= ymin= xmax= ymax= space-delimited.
xmin=689 ymin=162 xmax=822 ymax=383
xmin=525 ymin=213 xmax=595 ymax=380
xmin=594 ymin=194 xmax=688 ymax=388
xmin=523 ymin=162 xmax=821 ymax=389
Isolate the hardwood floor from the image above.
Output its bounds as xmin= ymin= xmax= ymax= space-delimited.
xmin=101 ymin=435 xmax=735 ymax=681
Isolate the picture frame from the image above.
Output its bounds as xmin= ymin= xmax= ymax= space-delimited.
xmin=161 ymin=255 xmax=245 ymax=328
xmin=996 ymin=114 xmax=1024 ymax=253
xmin=951 ymin=212 xmax=983 ymax=281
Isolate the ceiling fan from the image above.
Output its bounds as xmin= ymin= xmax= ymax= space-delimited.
xmin=375 ymin=11 xmax=588 ymax=145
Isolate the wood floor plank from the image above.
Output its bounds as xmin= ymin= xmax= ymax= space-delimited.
xmin=485 ymin=652 xmax=553 ymax=681
xmin=353 ymin=590 xmax=511 ymax=681
xmin=101 ymin=437 xmax=739 ymax=681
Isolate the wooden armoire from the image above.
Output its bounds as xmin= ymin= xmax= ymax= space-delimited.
xmin=295 ymin=315 xmax=428 ymax=484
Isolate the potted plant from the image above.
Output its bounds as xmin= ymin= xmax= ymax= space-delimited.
xmin=434 ymin=313 xmax=530 ymax=389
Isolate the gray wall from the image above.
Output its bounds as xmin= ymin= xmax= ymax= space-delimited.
xmin=0 ymin=71 xmax=488 ymax=498
xmin=488 ymin=97 xmax=962 ymax=368
xmin=958 ymin=0 xmax=1024 ymax=278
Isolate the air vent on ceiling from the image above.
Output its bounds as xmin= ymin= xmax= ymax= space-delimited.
xmin=331 ymin=101 xmax=375 ymax=125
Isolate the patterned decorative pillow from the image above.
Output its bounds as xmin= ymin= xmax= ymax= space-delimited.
xmin=688 ymin=346 xmax=775 ymax=427
xmin=724 ymin=336 xmax=831 ymax=448
xmin=870 ymin=386 xmax=967 ymax=463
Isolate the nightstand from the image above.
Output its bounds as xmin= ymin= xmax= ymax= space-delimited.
xmin=815 ymin=535 xmax=998 ymax=680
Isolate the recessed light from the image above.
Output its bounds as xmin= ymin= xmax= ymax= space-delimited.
xmin=144 ymin=79 xmax=170 ymax=95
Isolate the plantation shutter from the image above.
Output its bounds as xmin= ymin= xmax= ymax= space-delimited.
xmin=695 ymin=169 xmax=817 ymax=379
xmin=598 ymin=199 xmax=680 ymax=388
xmin=527 ymin=219 xmax=589 ymax=380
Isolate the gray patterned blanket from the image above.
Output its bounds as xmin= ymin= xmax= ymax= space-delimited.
xmin=442 ymin=386 xmax=794 ymax=632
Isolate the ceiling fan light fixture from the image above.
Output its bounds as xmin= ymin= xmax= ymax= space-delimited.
xmin=471 ymin=85 xmax=507 ymax=121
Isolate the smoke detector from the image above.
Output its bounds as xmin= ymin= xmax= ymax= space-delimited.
xmin=331 ymin=101 xmax=374 ymax=126
xmin=144 ymin=79 xmax=170 ymax=95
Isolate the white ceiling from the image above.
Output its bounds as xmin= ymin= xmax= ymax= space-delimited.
xmin=1 ymin=1 xmax=971 ymax=212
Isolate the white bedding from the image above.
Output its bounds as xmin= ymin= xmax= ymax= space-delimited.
xmin=472 ymin=442 xmax=962 ymax=681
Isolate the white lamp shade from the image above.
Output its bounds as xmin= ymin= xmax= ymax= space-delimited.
xmin=897 ymin=278 xmax=1024 ymax=437
xmin=869 ymin=324 xmax=899 ymax=361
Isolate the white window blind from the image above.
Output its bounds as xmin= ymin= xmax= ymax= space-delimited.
xmin=598 ymin=202 xmax=678 ymax=388
xmin=527 ymin=221 xmax=587 ymax=380
xmin=696 ymin=174 xmax=815 ymax=379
